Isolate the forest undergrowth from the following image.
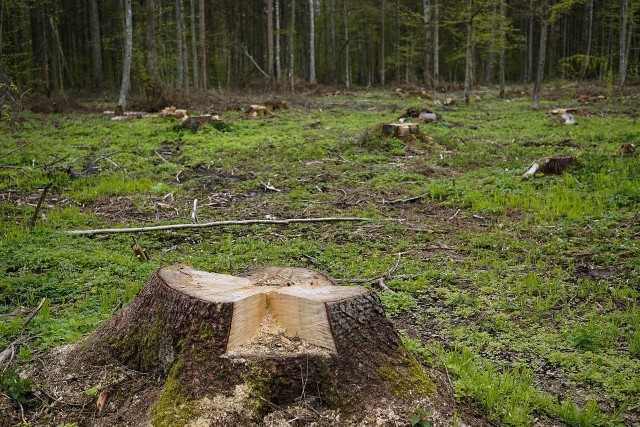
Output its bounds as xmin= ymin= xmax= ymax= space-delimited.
xmin=0 ymin=83 xmax=639 ymax=426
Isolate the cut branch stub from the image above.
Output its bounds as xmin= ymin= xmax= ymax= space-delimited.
xmin=77 ymin=265 xmax=434 ymax=424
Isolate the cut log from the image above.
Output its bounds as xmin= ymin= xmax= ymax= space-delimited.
xmin=523 ymin=156 xmax=581 ymax=178
xmin=248 ymin=104 xmax=269 ymax=117
xmin=179 ymin=114 xmax=215 ymax=131
xmin=382 ymin=122 xmax=420 ymax=138
xmin=69 ymin=265 xmax=434 ymax=424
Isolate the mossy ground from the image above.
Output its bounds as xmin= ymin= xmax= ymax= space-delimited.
xmin=1 ymin=84 xmax=639 ymax=425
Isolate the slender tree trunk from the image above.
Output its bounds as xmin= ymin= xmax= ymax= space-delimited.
xmin=527 ymin=0 xmax=533 ymax=82
xmin=175 ymin=0 xmax=184 ymax=89
xmin=463 ymin=0 xmax=474 ymax=104
xmin=267 ymin=0 xmax=275 ymax=83
xmin=533 ymin=1 xmax=548 ymax=109
xmin=275 ymin=0 xmax=282 ymax=81
xmin=344 ymin=0 xmax=350 ymax=88
xmin=499 ymin=0 xmax=506 ymax=97
xmin=485 ymin=0 xmax=497 ymax=84
xmin=620 ymin=0 xmax=629 ymax=87
xmin=146 ymin=0 xmax=159 ymax=83
xmin=118 ymin=0 xmax=133 ymax=112
xmin=88 ymin=0 xmax=103 ymax=90
xmin=380 ymin=0 xmax=385 ymax=86
xmin=309 ymin=0 xmax=316 ymax=83
xmin=580 ymin=0 xmax=593 ymax=79
xmin=0 ymin=0 xmax=3 ymax=75
xmin=198 ymin=0 xmax=206 ymax=89
xmin=330 ymin=0 xmax=336 ymax=84
xmin=189 ymin=0 xmax=199 ymax=88
xmin=433 ymin=0 xmax=439 ymax=86
xmin=49 ymin=14 xmax=74 ymax=90
xmin=179 ymin=0 xmax=189 ymax=90
xmin=423 ymin=0 xmax=432 ymax=87
xmin=289 ymin=0 xmax=295 ymax=90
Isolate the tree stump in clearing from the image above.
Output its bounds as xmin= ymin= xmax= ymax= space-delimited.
xmin=382 ymin=122 xmax=420 ymax=138
xmin=77 ymin=265 xmax=435 ymax=425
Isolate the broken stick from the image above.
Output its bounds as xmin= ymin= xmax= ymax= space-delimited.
xmin=63 ymin=217 xmax=374 ymax=236
xmin=0 ymin=298 xmax=47 ymax=368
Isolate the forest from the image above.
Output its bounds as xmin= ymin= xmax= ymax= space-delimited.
xmin=0 ymin=0 xmax=639 ymax=99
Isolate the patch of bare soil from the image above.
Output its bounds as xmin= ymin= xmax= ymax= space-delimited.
xmin=26 ymin=94 xmax=87 ymax=114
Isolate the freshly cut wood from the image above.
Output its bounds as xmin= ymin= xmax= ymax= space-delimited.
xmin=70 ymin=265 xmax=435 ymax=424
xmin=382 ymin=122 xmax=420 ymax=137
xmin=523 ymin=156 xmax=580 ymax=178
xmin=179 ymin=114 xmax=216 ymax=131
xmin=619 ymin=143 xmax=636 ymax=156
xmin=248 ymin=104 xmax=269 ymax=117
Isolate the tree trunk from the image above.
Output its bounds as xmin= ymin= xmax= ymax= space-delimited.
xmin=533 ymin=1 xmax=548 ymax=110
xmin=344 ymin=0 xmax=350 ymax=88
xmin=0 ymin=0 xmax=3 ymax=75
xmin=309 ymin=0 xmax=316 ymax=83
xmin=175 ymin=0 xmax=184 ymax=89
xmin=198 ymin=0 xmax=206 ymax=89
xmin=433 ymin=0 xmax=439 ymax=86
xmin=499 ymin=0 xmax=506 ymax=97
xmin=526 ymin=0 xmax=533 ymax=82
xmin=619 ymin=0 xmax=629 ymax=88
xmin=146 ymin=0 xmax=159 ymax=83
xmin=189 ymin=0 xmax=199 ymax=88
xmin=88 ymin=0 xmax=103 ymax=90
xmin=463 ymin=0 xmax=474 ymax=104
xmin=580 ymin=0 xmax=593 ymax=79
xmin=275 ymin=0 xmax=282 ymax=81
xmin=71 ymin=265 xmax=435 ymax=424
xmin=179 ymin=0 xmax=189 ymax=90
xmin=117 ymin=0 xmax=133 ymax=113
xmin=423 ymin=0 xmax=432 ymax=87
xmin=330 ymin=0 xmax=336 ymax=84
xmin=267 ymin=0 xmax=275 ymax=83
xmin=288 ymin=0 xmax=295 ymax=90
xmin=380 ymin=0 xmax=385 ymax=86
xmin=485 ymin=0 xmax=497 ymax=84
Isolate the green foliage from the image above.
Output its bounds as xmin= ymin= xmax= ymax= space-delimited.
xmin=0 ymin=368 xmax=33 ymax=404
xmin=410 ymin=408 xmax=432 ymax=427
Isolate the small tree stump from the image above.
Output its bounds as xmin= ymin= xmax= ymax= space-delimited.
xmin=382 ymin=122 xmax=420 ymax=138
xmin=75 ymin=265 xmax=434 ymax=424
xmin=248 ymin=104 xmax=269 ymax=117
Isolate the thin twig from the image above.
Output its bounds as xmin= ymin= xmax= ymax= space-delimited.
xmin=420 ymin=346 xmax=456 ymax=407
xmin=190 ymin=199 xmax=198 ymax=224
xmin=78 ymin=151 xmax=121 ymax=176
xmin=382 ymin=193 xmax=429 ymax=205
xmin=0 ymin=298 xmax=46 ymax=368
xmin=63 ymin=217 xmax=375 ymax=236
xmin=0 ymin=131 xmax=53 ymax=160
xmin=27 ymin=183 xmax=52 ymax=229
xmin=447 ymin=208 xmax=461 ymax=221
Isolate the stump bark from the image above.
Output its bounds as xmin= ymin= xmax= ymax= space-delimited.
xmin=77 ymin=265 xmax=434 ymax=425
xmin=382 ymin=122 xmax=420 ymax=138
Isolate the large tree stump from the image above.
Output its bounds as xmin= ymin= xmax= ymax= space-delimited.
xmin=75 ymin=265 xmax=435 ymax=425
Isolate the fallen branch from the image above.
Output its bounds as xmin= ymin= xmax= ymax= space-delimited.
xmin=0 ymin=131 xmax=53 ymax=161
xmin=27 ymin=182 xmax=52 ymax=229
xmin=63 ymin=217 xmax=374 ymax=236
xmin=382 ymin=193 xmax=428 ymax=205
xmin=0 ymin=298 xmax=46 ymax=369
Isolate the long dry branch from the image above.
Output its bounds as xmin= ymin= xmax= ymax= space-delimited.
xmin=63 ymin=217 xmax=374 ymax=236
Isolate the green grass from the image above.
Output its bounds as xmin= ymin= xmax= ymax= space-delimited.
xmin=1 ymin=88 xmax=639 ymax=424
